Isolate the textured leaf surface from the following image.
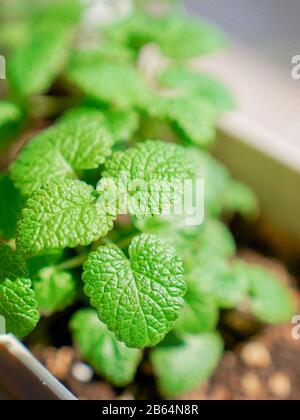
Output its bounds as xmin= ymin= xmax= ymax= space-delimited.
xmin=151 ymin=332 xmax=223 ymax=397
xmin=101 ymin=140 xmax=195 ymax=218
xmin=67 ymin=55 xmax=150 ymax=109
xmin=0 ymin=173 xmax=25 ymax=239
xmin=160 ymin=65 xmax=235 ymax=113
xmin=0 ymin=245 xmax=28 ymax=280
xmin=16 ymin=179 xmax=117 ymax=256
xmin=7 ymin=1 xmax=82 ymax=95
xmin=0 ymin=277 xmax=39 ymax=338
xmin=83 ymin=234 xmax=186 ymax=348
xmin=70 ymin=309 xmax=142 ymax=386
xmin=11 ymin=116 xmax=113 ymax=196
xmin=235 ymin=262 xmax=296 ymax=324
xmin=61 ymin=106 xmax=139 ymax=144
xmin=174 ymin=283 xmax=219 ymax=335
xmin=147 ymin=95 xmax=216 ymax=146
xmin=33 ymin=267 xmax=77 ymax=316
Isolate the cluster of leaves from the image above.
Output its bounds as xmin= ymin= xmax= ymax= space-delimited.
xmin=0 ymin=0 xmax=296 ymax=398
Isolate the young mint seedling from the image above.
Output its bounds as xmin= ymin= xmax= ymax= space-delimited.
xmin=0 ymin=0 xmax=296 ymax=399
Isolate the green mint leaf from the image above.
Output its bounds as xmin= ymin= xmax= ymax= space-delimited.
xmin=32 ymin=1 xmax=83 ymax=26
xmin=33 ymin=267 xmax=77 ymax=316
xmin=148 ymin=219 xmax=236 ymax=267
xmin=224 ymin=181 xmax=259 ymax=217
xmin=67 ymin=45 xmax=135 ymax=66
xmin=151 ymin=332 xmax=223 ymax=397
xmin=174 ymin=283 xmax=219 ymax=335
xmin=16 ymin=179 xmax=117 ymax=256
xmin=135 ymin=218 xmax=236 ymax=271
xmin=0 ymin=173 xmax=25 ymax=240
xmin=103 ymin=109 xmax=140 ymax=144
xmin=192 ymin=219 xmax=236 ymax=261
xmin=83 ymin=234 xmax=186 ymax=348
xmin=7 ymin=1 xmax=82 ymax=96
xmin=234 ymin=261 xmax=296 ymax=324
xmin=70 ymin=309 xmax=142 ymax=386
xmin=101 ymin=140 xmax=195 ymax=218
xmin=154 ymin=14 xmax=226 ymax=59
xmin=92 ymin=43 xmax=136 ymax=61
xmin=191 ymin=148 xmax=231 ymax=217
xmin=67 ymin=53 xmax=150 ymax=110
xmin=0 ymin=245 xmax=28 ymax=280
xmin=61 ymin=106 xmax=139 ymax=144
xmin=160 ymin=65 xmax=235 ymax=113
xmin=188 ymin=258 xmax=248 ymax=310
xmin=0 ymin=277 xmax=39 ymax=338
xmin=133 ymin=214 xmax=188 ymax=234
xmin=147 ymin=95 xmax=217 ymax=147
xmin=11 ymin=116 xmax=113 ymax=196
xmin=0 ymin=21 xmax=28 ymax=51
xmin=107 ymin=12 xmax=226 ymax=59
xmin=191 ymin=149 xmax=258 ymax=218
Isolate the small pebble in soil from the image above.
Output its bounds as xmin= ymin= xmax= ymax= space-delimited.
xmin=240 ymin=342 xmax=271 ymax=369
xmin=209 ymin=385 xmax=230 ymax=401
xmin=241 ymin=373 xmax=262 ymax=398
xmin=268 ymin=373 xmax=291 ymax=399
xmin=45 ymin=346 xmax=74 ymax=380
xmin=118 ymin=392 xmax=135 ymax=401
xmin=71 ymin=362 xmax=94 ymax=383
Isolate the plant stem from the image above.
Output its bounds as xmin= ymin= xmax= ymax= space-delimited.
xmin=56 ymin=254 xmax=87 ymax=271
xmin=0 ymin=238 xmax=16 ymax=250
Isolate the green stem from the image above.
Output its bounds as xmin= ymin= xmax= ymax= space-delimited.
xmin=56 ymin=254 xmax=87 ymax=271
xmin=0 ymin=238 xmax=16 ymax=250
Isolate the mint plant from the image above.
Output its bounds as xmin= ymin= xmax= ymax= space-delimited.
xmin=0 ymin=0 xmax=296 ymax=398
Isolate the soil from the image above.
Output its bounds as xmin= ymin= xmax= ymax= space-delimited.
xmin=179 ymin=323 xmax=300 ymax=400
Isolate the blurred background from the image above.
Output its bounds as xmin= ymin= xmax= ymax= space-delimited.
xmin=185 ymin=0 xmax=300 ymax=73
xmin=182 ymin=0 xmax=300 ymax=253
